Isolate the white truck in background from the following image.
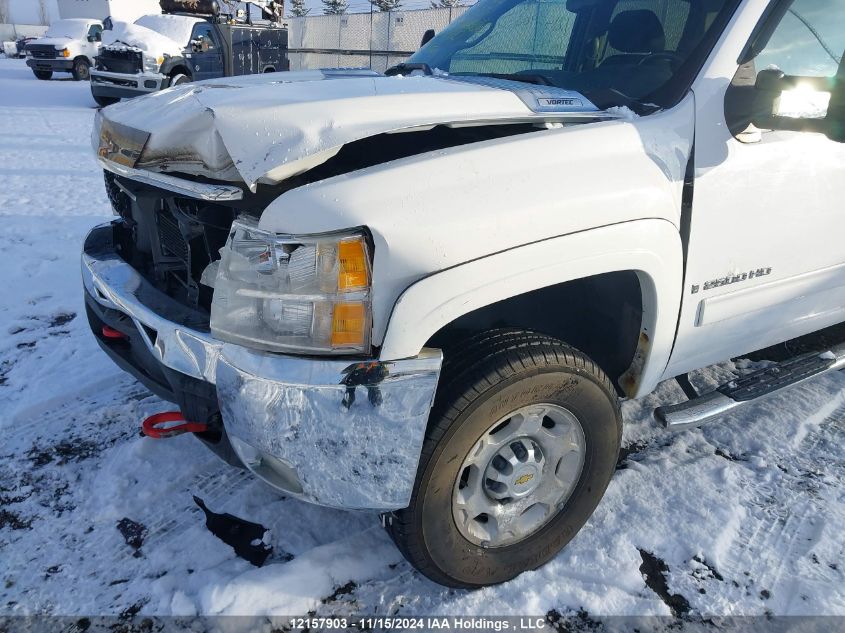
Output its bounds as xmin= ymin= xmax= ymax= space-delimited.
xmin=24 ymin=0 xmax=160 ymax=81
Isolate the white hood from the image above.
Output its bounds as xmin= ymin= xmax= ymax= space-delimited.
xmin=102 ymin=14 xmax=203 ymax=58
xmin=29 ymin=36 xmax=78 ymax=49
xmin=97 ymin=70 xmax=615 ymax=191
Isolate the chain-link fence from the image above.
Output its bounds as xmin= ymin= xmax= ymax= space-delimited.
xmin=287 ymin=6 xmax=472 ymax=72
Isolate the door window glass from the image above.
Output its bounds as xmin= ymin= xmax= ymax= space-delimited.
xmin=754 ymin=0 xmax=844 ymax=78
xmin=191 ymin=23 xmax=218 ymax=50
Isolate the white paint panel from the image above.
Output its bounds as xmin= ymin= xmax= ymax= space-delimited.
xmin=698 ymin=262 xmax=845 ymax=327
xmin=381 ymin=220 xmax=683 ymax=398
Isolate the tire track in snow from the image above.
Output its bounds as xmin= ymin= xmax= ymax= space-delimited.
xmin=715 ymin=397 xmax=845 ymax=612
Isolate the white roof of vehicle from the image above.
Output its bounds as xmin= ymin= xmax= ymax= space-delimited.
xmin=44 ymin=18 xmax=101 ymax=39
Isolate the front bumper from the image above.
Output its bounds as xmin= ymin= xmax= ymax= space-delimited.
xmin=90 ymin=70 xmax=167 ymax=99
xmin=27 ymin=58 xmax=74 ymax=72
xmin=82 ymin=222 xmax=442 ymax=510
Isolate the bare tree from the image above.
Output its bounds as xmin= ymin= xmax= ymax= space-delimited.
xmin=0 ymin=0 xmax=9 ymax=26
xmin=430 ymin=0 xmax=461 ymax=7
xmin=37 ymin=0 xmax=50 ymax=26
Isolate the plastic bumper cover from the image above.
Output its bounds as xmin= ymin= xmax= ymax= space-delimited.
xmin=82 ymin=222 xmax=442 ymax=510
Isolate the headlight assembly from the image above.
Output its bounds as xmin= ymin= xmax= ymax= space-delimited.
xmin=143 ymin=55 xmax=164 ymax=73
xmin=210 ymin=220 xmax=373 ymax=355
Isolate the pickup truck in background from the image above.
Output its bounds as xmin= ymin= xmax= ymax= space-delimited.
xmin=25 ymin=19 xmax=105 ymax=81
xmin=23 ymin=0 xmax=162 ymax=81
xmin=83 ymin=0 xmax=844 ymax=587
xmin=90 ymin=0 xmax=287 ymax=107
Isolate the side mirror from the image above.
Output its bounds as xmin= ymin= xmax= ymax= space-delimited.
xmin=420 ymin=29 xmax=435 ymax=48
xmin=752 ymin=68 xmax=843 ymax=142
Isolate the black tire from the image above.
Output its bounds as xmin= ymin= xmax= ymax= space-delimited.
xmin=92 ymin=93 xmax=119 ymax=108
xmin=72 ymin=57 xmax=91 ymax=81
xmin=387 ymin=329 xmax=622 ymax=588
xmin=33 ymin=70 xmax=53 ymax=80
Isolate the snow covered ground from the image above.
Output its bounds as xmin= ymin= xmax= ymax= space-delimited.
xmin=0 ymin=57 xmax=844 ymax=624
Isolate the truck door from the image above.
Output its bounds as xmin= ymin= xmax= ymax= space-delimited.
xmin=666 ymin=0 xmax=845 ymax=377
xmin=189 ymin=22 xmax=224 ymax=81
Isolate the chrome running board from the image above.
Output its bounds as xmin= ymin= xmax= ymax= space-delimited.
xmin=655 ymin=343 xmax=845 ymax=430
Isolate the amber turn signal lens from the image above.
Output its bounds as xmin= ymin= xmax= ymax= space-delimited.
xmin=331 ymin=302 xmax=366 ymax=347
xmin=337 ymin=238 xmax=369 ymax=291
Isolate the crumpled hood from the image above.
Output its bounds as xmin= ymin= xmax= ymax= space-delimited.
xmin=96 ymin=70 xmax=613 ymax=190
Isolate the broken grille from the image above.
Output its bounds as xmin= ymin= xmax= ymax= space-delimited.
xmin=97 ymin=49 xmax=142 ymax=74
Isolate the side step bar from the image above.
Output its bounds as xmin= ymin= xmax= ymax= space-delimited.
xmin=655 ymin=343 xmax=845 ymax=430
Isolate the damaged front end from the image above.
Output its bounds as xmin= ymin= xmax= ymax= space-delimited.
xmin=84 ymin=71 xmax=615 ymax=509
xmin=82 ymin=220 xmax=442 ymax=510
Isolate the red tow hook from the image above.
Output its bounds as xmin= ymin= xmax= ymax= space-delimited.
xmin=142 ymin=412 xmax=209 ymax=439
xmin=102 ymin=325 xmax=128 ymax=340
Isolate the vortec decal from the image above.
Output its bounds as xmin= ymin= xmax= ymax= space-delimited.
xmin=537 ymin=97 xmax=583 ymax=108
xmin=691 ymin=267 xmax=772 ymax=294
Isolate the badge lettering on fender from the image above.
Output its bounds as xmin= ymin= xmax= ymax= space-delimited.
xmin=691 ymin=267 xmax=772 ymax=294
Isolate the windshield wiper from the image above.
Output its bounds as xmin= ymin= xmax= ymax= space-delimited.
xmin=385 ymin=63 xmax=433 ymax=77
xmin=474 ymin=72 xmax=553 ymax=86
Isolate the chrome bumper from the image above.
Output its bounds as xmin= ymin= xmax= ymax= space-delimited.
xmin=90 ymin=69 xmax=166 ymax=93
xmin=82 ymin=223 xmax=442 ymax=510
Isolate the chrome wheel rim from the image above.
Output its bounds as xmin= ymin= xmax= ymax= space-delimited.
xmin=451 ymin=403 xmax=586 ymax=548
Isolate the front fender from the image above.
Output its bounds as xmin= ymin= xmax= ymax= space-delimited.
xmin=259 ymin=95 xmax=694 ymax=351
xmin=380 ymin=219 xmax=683 ymax=398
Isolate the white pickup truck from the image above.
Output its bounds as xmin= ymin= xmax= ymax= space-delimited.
xmin=83 ymin=0 xmax=844 ymax=587
xmin=25 ymin=19 xmax=104 ymax=81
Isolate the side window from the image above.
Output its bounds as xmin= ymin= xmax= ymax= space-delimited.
xmin=754 ymin=0 xmax=845 ymax=78
xmin=88 ymin=24 xmax=103 ymax=41
xmin=603 ymin=0 xmax=691 ymax=59
xmin=191 ymin=23 xmax=218 ymax=50
xmin=726 ymin=0 xmax=845 ymax=137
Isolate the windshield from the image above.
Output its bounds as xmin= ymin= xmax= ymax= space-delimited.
xmin=410 ymin=0 xmax=737 ymax=110
xmin=45 ymin=20 xmax=90 ymax=40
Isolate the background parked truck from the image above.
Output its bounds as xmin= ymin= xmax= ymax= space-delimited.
xmin=90 ymin=0 xmax=287 ymax=107
xmin=23 ymin=0 xmax=161 ymax=81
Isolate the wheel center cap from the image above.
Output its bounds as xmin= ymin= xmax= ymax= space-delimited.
xmin=510 ymin=465 xmax=541 ymax=496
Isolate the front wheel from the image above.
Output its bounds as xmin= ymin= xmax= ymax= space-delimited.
xmin=72 ymin=57 xmax=91 ymax=81
xmin=387 ymin=330 xmax=621 ymax=588
xmin=33 ymin=70 xmax=53 ymax=80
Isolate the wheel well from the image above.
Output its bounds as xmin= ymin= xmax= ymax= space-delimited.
xmin=263 ymin=66 xmax=276 ymax=73
xmin=169 ymin=66 xmax=191 ymax=78
xmin=424 ymin=271 xmax=645 ymax=396
xmin=73 ymin=56 xmax=89 ymax=64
